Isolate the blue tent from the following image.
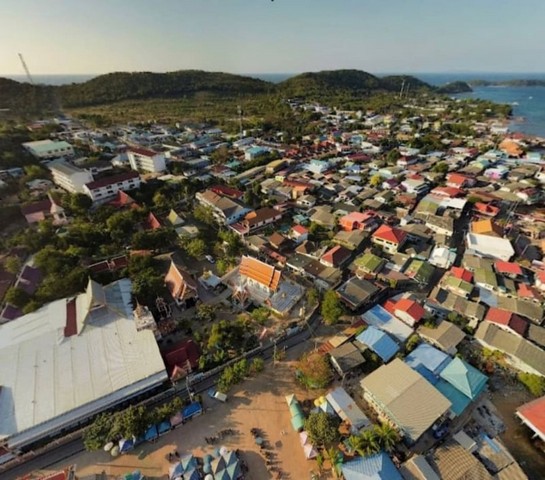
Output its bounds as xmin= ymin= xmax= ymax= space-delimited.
xmin=158 ymin=420 xmax=171 ymax=435
xmin=119 ymin=438 xmax=134 ymax=453
xmin=144 ymin=424 xmax=158 ymax=442
xmin=182 ymin=402 xmax=203 ymax=419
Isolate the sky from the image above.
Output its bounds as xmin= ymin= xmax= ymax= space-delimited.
xmin=1 ymin=0 xmax=545 ymax=75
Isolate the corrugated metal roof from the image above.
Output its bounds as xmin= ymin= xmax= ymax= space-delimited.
xmin=356 ymin=326 xmax=399 ymax=362
xmin=0 ymin=279 xmax=167 ymax=447
xmin=341 ymin=452 xmax=402 ymax=480
xmin=405 ymin=344 xmax=451 ymax=376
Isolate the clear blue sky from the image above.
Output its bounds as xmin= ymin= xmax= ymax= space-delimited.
xmin=1 ymin=0 xmax=544 ymax=75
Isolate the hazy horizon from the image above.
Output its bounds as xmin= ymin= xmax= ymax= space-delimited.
xmin=2 ymin=0 xmax=545 ymax=76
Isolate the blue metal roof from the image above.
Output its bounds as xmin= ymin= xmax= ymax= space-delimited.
xmin=405 ymin=344 xmax=451 ymax=376
xmin=439 ymin=357 xmax=488 ymax=400
xmin=341 ymin=452 xmax=402 ymax=480
xmin=356 ymin=326 xmax=399 ymax=362
xmin=435 ymin=379 xmax=472 ymax=416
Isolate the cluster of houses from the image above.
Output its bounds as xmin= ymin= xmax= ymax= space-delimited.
xmin=3 ymin=94 xmax=545 ymax=477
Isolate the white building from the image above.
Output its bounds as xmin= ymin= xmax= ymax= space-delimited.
xmin=83 ymin=171 xmax=141 ymax=203
xmin=465 ymin=233 xmax=515 ymax=261
xmin=0 ymin=279 xmax=167 ymax=458
xmin=48 ymin=159 xmax=94 ymax=193
xmin=127 ymin=147 xmax=167 ymax=173
xmin=23 ymin=139 xmax=74 ymax=160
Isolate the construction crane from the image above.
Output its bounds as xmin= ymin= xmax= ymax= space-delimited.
xmin=18 ymin=53 xmax=35 ymax=85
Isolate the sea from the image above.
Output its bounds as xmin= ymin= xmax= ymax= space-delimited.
xmin=5 ymin=72 xmax=545 ymax=137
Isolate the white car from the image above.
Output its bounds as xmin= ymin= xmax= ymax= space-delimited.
xmin=205 ymin=255 xmax=215 ymax=264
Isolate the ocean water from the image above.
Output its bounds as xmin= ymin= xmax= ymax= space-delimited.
xmin=4 ymin=72 xmax=545 ymax=137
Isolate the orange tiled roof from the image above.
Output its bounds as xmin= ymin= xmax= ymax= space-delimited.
xmin=471 ymin=219 xmax=503 ymax=237
xmin=165 ymin=261 xmax=197 ymax=301
xmin=240 ymin=255 xmax=281 ymax=292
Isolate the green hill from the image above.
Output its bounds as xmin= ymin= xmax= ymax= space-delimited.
xmin=437 ymin=81 xmax=473 ymax=94
xmin=57 ymin=70 xmax=272 ymax=107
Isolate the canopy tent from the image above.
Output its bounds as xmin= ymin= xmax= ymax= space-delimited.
xmin=289 ymin=402 xmax=304 ymax=418
xmin=158 ymin=420 xmax=172 ymax=436
xmin=291 ymin=413 xmax=305 ymax=432
xmin=285 ymin=394 xmax=297 ymax=406
xmin=299 ymin=431 xmax=310 ymax=447
xmin=170 ymin=411 xmax=184 ymax=427
xmin=304 ymin=444 xmax=318 ymax=459
xmin=180 ymin=454 xmax=199 ymax=471
xmin=119 ymin=438 xmax=135 ymax=454
xmin=169 ymin=463 xmax=184 ymax=480
xmin=182 ymin=402 xmax=202 ymax=419
xmin=182 ymin=468 xmax=199 ymax=480
xmin=144 ymin=424 xmax=158 ymax=442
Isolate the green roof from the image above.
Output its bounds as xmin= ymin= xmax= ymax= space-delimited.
xmin=355 ymin=253 xmax=384 ymax=273
xmin=405 ymin=260 xmax=435 ymax=283
xmin=445 ymin=276 xmax=473 ymax=294
xmin=474 ymin=268 xmax=497 ymax=288
xmin=439 ymin=357 xmax=488 ymax=400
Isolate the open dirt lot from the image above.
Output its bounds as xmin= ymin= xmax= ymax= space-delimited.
xmin=46 ymin=345 xmax=323 ymax=480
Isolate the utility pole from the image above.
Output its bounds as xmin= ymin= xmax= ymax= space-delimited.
xmin=237 ymin=104 xmax=243 ymax=137
xmin=399 ymin=80 xmax=405 ymax=99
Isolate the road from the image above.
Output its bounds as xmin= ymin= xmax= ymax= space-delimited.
xmin=1 ymin=315 xmax=318 ymax=480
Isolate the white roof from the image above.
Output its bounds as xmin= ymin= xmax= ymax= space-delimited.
xmin=23 ymin=139 xmax=72 ymax=154
xmin=362 ymin=305 xmax=413 ymax=342
xmin=0 ymin=279 xmax=167 ymax=448
xmin=466 ymin=233 xmax=515 ymax=261
xmin=325 ymin=387 xmax=370 ymax=430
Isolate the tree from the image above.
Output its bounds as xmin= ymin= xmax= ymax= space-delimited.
xmin=83 ymin=413 xmax=113 ymax=451
xmin=251 ymin=306 xmax=270 ymax=324
xmin=297 ymin=352 xmax=333 ymax=389
xmin=347 ymin=435 xmax=365 ymax=456
xmin=186 ymin=238 xmax=206 ymax=258
xmin=5 ymin=286 xmax=30 ymax=308
xmin=306 ymin=287 xmax=320 ymax=307
xmin=116 ymin=405 xmax=149 ymax=438
xmin=193 ymin=204 xmax=215 ymax=225
xmin=517 ymin=372 xmax=545 ymax=397
xmin=432 ymin=161 xmax=449 ymax=174
xmin=369 ymin=173 xmax=383 ymax=187
xmin=210 ymin=145 xmax=231 ymax=164
xmin=359 ymin=429 xmax=380 ymax=456
xmin=4 ymin=255 xmax=22 ymax=274
xmin=374 ymin=422 xmax=399 ymax=452
xmin=250 ymin=357 xmax=265 ymax=375
xmin=196 ymin=303 xmax=217 ymax=322
xmin=405 ymin=334 xmax=421 ymax=354
xmin=321 ymin=290 xmax=343 ymax=325
xmin=304 ymin=411 xmax=340 ymax=446
xmin=67 ymin=193 xmax=92 ymax=216
xmin=326 ymin=447 xmax=343 ymax=479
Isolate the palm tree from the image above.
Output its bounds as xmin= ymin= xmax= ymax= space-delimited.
xmin=360 ymin=429 xmax=380 ymax=456
xmin=347 ymin=434 xmax=364 ymax=456
xmin=326 ymin=447 xmax=343 ymax=479
xmin=374 ymin=423 xmax=399 ymax=452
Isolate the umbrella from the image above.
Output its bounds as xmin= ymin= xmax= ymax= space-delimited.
xmin=255 ymin=436 xmax=264 ymax=445
xmin=204 ymin=475 xmax=214 ymax=480
xmin=110 ymin=445 xmax=120 ymax=457
xmin=104 ymin=441 xmax=114 ymax=451
xmin=219 ymin=446 xmax=228 ymax=456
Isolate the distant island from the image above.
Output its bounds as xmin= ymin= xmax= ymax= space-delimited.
xmin=436 ymin=81 xmax=473 ymax=94
xmin=469 ymin=79 xmax=545 ymax=87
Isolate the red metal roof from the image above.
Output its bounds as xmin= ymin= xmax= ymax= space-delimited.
xmin=209 ymin=184 xmax=244 ymax=199
xmin=485 ymin=307 xmax=512 ymax=326
xmin=517 ymin=396 xmax=545 ymax=436
xmin=162 ymin=339 xmax=201 ymax=378
xmin=394 ymin=298 xmax=425 ymax=323
xmin=495 ymin=260 xmax=523 ymax=276
xmin=20 ymin=198 xmax=52 ymax=216
xmin=128 ymin=146 xmax=158 ymax=157
xmin=372 ymin=224 xmax=407 ymax=245
xmin=450 ymin=267 xmax=473 ymax=283
xmin=64 ymin=298 xmax=78 ymax=337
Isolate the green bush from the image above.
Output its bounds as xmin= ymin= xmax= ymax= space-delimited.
xmin=517 ymin=372 xmax=545 ymax=397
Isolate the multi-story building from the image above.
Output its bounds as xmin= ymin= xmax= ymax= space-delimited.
xmin=83 ymin=171 xmax=141 ymax=203
xmin=48 ymin=159 xmax=94 ymax=193
xmin=127 ymin=147 xmax=167 ymax=173
xmin=195 ymin=189 xmax=252 ymax=225
xmin=22 ymin=140 xmax=74 ymax=161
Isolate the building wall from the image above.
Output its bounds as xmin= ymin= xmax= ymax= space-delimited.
xmin=50 ymin=169 xmax=94 ymax=193
xmin=128 ymin=152 xmax=167 ymax=173
xmin=84 ymin=177 xmax=141 ymax=202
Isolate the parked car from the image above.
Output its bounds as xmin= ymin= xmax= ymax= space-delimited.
xmin=208 ymin=388 xmax=227 ymax=402
xmin=205 ymin=255 xmax=215 ymax=264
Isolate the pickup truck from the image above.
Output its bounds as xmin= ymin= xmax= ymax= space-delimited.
xmin=208 ymin=388 xmax=227 ymax=402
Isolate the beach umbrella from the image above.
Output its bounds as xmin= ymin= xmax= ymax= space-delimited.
xmin=255 ymin=436 xmax=263 ymax=445
xmin=110 ymin=445 xmax=120 ymax=457
xmin=104 ymin=441 xmax=114 ymax=452
xmin=219 ymin=445 xmax=228 ymax=456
